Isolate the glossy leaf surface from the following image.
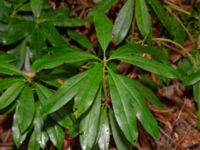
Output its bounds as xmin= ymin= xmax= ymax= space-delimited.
xmin=0 ymin=77 xmax=25 ymax=93
xmin=12 ymin=108 xmax=28 ymax=148
xmin=119 ymin=75 xmax=160 ymax=139
xmin=28 ymin=131 xmax=40 ymax=150
xmin=131 ymin=79 xmax=164 ymax=108
xmin=97 ymin=108 xmax=110 ymax=150
xmin=41 ymin=23 xmax=68 ymax=47
xmin=0 ymin=54 xmax=16 ymax=63
xmin=0 ymin=63 xmax=22 ymax=75
xmin=41 ymin=8 xmax=85 ymax=27
xmin=46 ymin=118 xmax=64 ymax=150
xmin=94 ymin=12 xmax=112 ymax=52
xmin=113 ymin=55 xmax=181 ymax=79
xmin=10 ymin=40 xmax=27 ymax=69
xmin=112 ymin=0 xmax=134 ymax=44
xmin=2 ymin=19 xmax=35 ymax=45
xmin=80 ymin=89 xmax=101 ymax=150
xmin=28 ymin=102 xmax=49 ymax=149
xmin=40 ymin=64 xmax=102 ymax=116
xmin=109 ymin=109 xmax=132 ymax=150
xmin=40 ymin=67 xmax=90 ymax=116
xmin=68 ymin=30 xmax=93 ymax=50
xmin=35 ymin=83 xmax=73 ymax=128
xmin=52 ymin=17 xmax=86 ymax=27
xmin=30 ymin=28 xmax=46 ymax=59
xmin=31 ymin=0 xmax=43 ymax=17
xmin=32 ymin=47 xmax=98 ymax=72
xmin=108 ymin=70 xmax=138 ymax=143
xmin=110 ymin=42 xmax=159 ymax=59
xmin=135 ymin=0 xmax=151 ymax=37
xmin=17 ymin=85 xmax=35 ymax=133
xmin=88 ymin=0 xmax=117 ymax=19
xmin=109 ymin=70 xmax=160 ymax=140
xmin=74 ymin=64 xmax=102 ymax=117
xmin=0 ymin=82 xmax=24 ymax=110
xmin=40 ymin=7 xmax=69 ymax=22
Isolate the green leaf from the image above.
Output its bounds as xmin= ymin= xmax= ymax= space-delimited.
xmin=18 ymin=3 xmax=32 ymax=12
xmin=87 ymin=0 xmax=117 ymax=20
xmin=110 ymin=42 xmax=160 ymax=60
xmin=7 ymin=0 xmax=26 ymax=4
xmin=117 ymin=75 xmax=160 ymax=139
xmin=34 ymin=83 xmax=54 ymax=104
xmin=148 ymin=0 xmax=186 ymax=43
xmin=131 ymin=79 xmax=164 ymax=108
xmin=32 ymin=47 xmax=98 ymax=72
xmin=31 ymin=0 xmax=43 ymax=17
xmin=97 ymin=108 xmax=110 ymax=150
xmin=50 ymin=106 xmax=73 ymax=128
xmin=178 ymin=58 xmax=193 ymax=75
xmin=28 ymin=102 xmax=49 ymax=149
xmin=35 ymin=83 xmax=73 ymax=128
xmin=113 ymin=55 xmax=181 ymax=79
xmin=182 ymin=70 xmax=200 ymax=85
xmin=108 ymin=70 xmax=138 ymax=143
xmin=46 ymin=118 xmax=64 ymax=150
xmin=172 ymin=20 xmax=186 ymax=43
xmin=109 ymin=109 xmax=133 ymax=150
xmin=52 ymin=17 xmax=86 ymax=27
xmin=109 ymin=70 xmax=160 ymax=140
xmin=30 ymin=27 xmax=46 ymax=59
xmin=148 ymin=0 xmax=170 ymax=28
xmin=80 ymin=89 xmax=101 ymax=150
xmin=110 ymin=42 xmax=146 ymax=58
xmin=0 ymin=22 xmax=7 ymax=31
xmin=16 ymin=85 xmax=35 ymax=133
xmin=0 ymin=53 xmax=16 ymax=63
xmin=2 ymin=19 xmax=35 ymax=45
xmin=12 ymin=108 xmax=28 ymax=148
xmin=40 ymin=79 xmax=61 ymax=88
xmin=0 ymin=77 xmax=25 ymax=93
xmin=74 ymin=64 xmax=102 ymax=117
xmin=40 ymin=7 xmax=69 ymax=22
xmin=8 ymin=40 xmax=27 ymax=69
xmin=112 ymin=0 xmax=134 ymax=45
xmin=41 ymin=23 xmax=68 ymax=47
xmin=0 ymin=82 xmax=24 ymax=110
xmin=67 ymin=120 xmax=81 ymax=138
xmin=40 ymin=7 xmax=85 ymax=27
xmin=28 ymin=123 xmax=48 ymax=150
xmin=40 ymin=64 xmax=102 ymax=116
xmin=0 ymin=62 xmax=22 ymax=75
xmin=193 ymin=81 xmax=200 ymax=129
xmin=94 ymin=12 xmax=112 ymax=52
xmin=40 ymin=69 xmax=89 ymax=116
xmin=37 ymin=127 xmax=49 ymax=148
xmin=0 ymin=1 xmax=11 ymax=18
xmin=135 ymin=0 xmax=151 ymax=38
xmin=68 ymin=30 xmax=93 ymax=50
xmin=28 ymin=131 xmax=40 ymax=150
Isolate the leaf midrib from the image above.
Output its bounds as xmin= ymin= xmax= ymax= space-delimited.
xmin=109 ymin=72 xmax=134 ymax=140
xmin=119 ymin=76 xmax=158 ymax=137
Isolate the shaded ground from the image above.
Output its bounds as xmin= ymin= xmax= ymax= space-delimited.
xmin=139 ymin=82 xmax=199 ymax=150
